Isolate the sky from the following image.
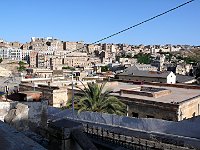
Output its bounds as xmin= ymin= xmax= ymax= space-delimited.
xmin=0 ymin=0 xmax=199 ymax=45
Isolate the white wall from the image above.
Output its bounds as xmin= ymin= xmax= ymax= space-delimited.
xmin=167 ymin=72 xmax=176 ymax=84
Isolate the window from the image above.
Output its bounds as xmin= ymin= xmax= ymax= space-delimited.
xmin=132 ymin=112 xmax=139 ymax=118
xmin=146 ymin=115 xmax=154 ymax=118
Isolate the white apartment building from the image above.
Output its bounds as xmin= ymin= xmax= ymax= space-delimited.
xmin=0 ymin=47 xmax=22 ymax=61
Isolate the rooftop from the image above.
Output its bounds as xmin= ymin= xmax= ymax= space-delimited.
xmin=118 ymin=69 xmax=172 ymax=78
xmin=110 ymin=82 xmax=200 ymax=104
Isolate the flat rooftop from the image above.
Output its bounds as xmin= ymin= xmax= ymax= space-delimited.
xmin=110 ymin=82 xmax=200 ymax=104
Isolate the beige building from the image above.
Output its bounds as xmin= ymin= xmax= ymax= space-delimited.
xmin=19 ymin=83 xmax=68 ymax=108
xmin=30 ymin=37 xmax=63 ymax=51
xmin=63 ymin=41 xmax=84 ymax=52
xmin=110 ymin=82 xmax=200 ymax=121
xmin=176 ymin=64 xmax=192 ymax=75
xmin=29 ymin=51 xmax=38 ymax=67
xmin=9 ymin=41 xmax=23 ymax=49
xmin=63 ymin=52 xmax=88 ymax=67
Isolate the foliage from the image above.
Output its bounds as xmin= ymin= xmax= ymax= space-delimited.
xmin=0 ymin=58 xmax=3 ymax=63
xmin=66 ymin=82 xmax=126 ymax=115
xmin=183 ymin=56 xmax=200 ymax=64
xmin=62 ymin=66 xmax=75 ymax=71
xmin=101 ymin=65 xmax=109 ymax=72
xmin=134 ymin=53 xmax=151 ymax=64
xmin=17 ymin=61 xmax=26 ymax=72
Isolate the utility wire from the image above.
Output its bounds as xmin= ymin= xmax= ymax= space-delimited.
xmin=47 ymin=0 xmax=195 ymax=59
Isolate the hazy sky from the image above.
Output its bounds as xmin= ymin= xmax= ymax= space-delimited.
xmin=0 ymin=0 xmax=199 ymax=45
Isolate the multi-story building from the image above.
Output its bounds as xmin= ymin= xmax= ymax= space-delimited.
xmin=63 ymin=52 xmax=88 ymax=67
xmin=9 ymin=41 xmax=23 ymax=49
xmin=29 ymin=51 xmax=38 ymax=68
xmin=22 ymin=49 xmax=32 ymax=62
xmin=0 ymin=47 xmax=22 ymax=61
xmin=176 ymin=63 xmax=193 ymax=75
xmin=63 ymin=41 xmax=84 ymax=52
xmin=47 ymin=39 xmax=63 ymax=51
xmin=36 ymin=52 xmax=46 ymax=68
xmin=30 ymin=37 xmax=63 ymax=52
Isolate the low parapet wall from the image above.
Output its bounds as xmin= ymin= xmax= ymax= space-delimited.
xmin=48 ymin=107 xmax=200 ymax=149
xmin=111 ymin=79 xmax=200 ymax=90
xmin=145 ymin=82 xmax=200 ymax=90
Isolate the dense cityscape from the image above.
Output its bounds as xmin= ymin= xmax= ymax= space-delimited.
xmin=0 ymin=0 xmax=200 ymax=150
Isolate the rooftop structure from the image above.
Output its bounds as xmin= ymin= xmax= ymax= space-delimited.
xmin=116 ymin=70 xmax=176 ymax=84
xmin=110 ymin=82 xmax=200 ymax=121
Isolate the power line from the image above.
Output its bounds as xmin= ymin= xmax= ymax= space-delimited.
xmin=47 ymin=0 xmax=195 ymax=60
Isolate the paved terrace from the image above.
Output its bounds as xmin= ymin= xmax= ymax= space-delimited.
xmin=109 ymin=82 xmax=200 ymax=104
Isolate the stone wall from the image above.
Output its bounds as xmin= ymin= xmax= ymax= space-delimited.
xmin=127 ymin=102 xmax=178 ymax=121
xmin=178 ymin=96 xmax=200 ymax=121
xmin=115 ymin=95 xmax=179 ymax=121
xmin=0 ymin=100 xmax=48 ymax=131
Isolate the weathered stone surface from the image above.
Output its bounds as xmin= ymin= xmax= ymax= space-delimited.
xmin=15 ymin=103 xmax=29 ymax=115
xmin=4 ymin=103 xmax=29 ymax=131
xmin=4 ymin=109 xmax=16 ymax=124
xmin=0 ymin=101 xmax=48 ymax=131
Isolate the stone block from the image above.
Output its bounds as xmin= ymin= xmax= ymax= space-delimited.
xmin=4 ymin=103 xmax=29 ymax=131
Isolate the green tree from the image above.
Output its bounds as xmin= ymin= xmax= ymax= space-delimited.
xmin=136 ymin=53 xmax=151 ymax=64
xmin=101 ymin=66 xmax=109 ymax=72
xmin=17 ymin=61 xmax=26 ymax=72
xmin=0 ymin=58 xmax=3 ymax=63
xmin=184 ymin=56 xmax=200 ymax=64
xmin=67 ymin=82 xmax=126 ymax=115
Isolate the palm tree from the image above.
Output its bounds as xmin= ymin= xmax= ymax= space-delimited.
xmin=67 ymin=82 xmax=126 ymax=115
